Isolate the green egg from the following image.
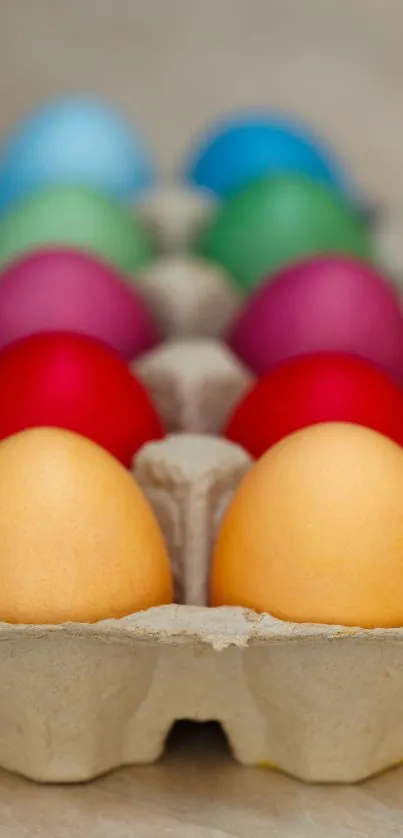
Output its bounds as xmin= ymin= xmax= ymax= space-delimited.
xmin=0 ymin=184 xmax=153 ymax=276
xmin=196 ymin=174 xmax=374 ymax=292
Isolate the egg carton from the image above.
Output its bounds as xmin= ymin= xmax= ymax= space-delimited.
xmin=2 ymin=205 xmax=403 ymax=787
xmin=372 ymin=209 xmax=403 ymax=288
xmin=1 ymin=333 xmax=403 ymax=786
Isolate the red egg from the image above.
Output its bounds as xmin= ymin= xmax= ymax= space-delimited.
xmin=224 ymin=352 xmax=403 ymax=458
xmin=0 ymin=333 xmax=164 ymax=466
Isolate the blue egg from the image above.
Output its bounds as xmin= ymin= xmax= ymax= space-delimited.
xmin=0 ymin=95 xmax=155 ymax=213
xmin=184 ymin=111 xmax=354 ymax=202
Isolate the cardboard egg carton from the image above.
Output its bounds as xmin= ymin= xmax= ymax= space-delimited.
xmin=1 ymin=336 xmax=403 ymax=787
xmin=3 ymin=211 xmax=403 ymax=788
xmin=4 ymin=597 xmax=403 ymax=785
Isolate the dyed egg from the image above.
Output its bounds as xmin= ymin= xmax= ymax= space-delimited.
xmin=224 ymin=353 xmax=403 ymax=457
xmin=0 ymin=248 xmax=160 ymax=360
xmin=0 ymin=333 xmax=164 ymax=467
xmin=212 ymin=422 xmax=403 ymax=628
xmin=0 ymin=184 xmax=153 ymax=275
xmin=228 ymin=256 xmax=403 ymax=379
xmin=197 ymin=174 xmax=372 ymax=292
xmin=0 ymin=95 xmax=154 ymax=213
xmin=0 ymin=427 xmax=173 ymax=624
xmin=185 ymin=111 xmax=352 ymax=200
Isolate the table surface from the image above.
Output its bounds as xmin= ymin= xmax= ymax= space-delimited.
xmin=1 ymin=722 xmax=403 ymax=837
xmin=2 ymin=1 xmax=403 ymax=834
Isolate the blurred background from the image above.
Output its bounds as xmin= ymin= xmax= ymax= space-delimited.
xmin=2 ymin=0 xmax=401 ymax=211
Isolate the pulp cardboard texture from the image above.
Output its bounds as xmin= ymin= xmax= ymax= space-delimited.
xmin=2 ymin=237 xmax=403 ymax=788
xmin=373 ymin=210 xmax=403 ymax=288
xmin=138 ymin=185 xmax=217 ymax=253
xmin=136 ymin=338 xmax=253 ymax=435
xmin=137 ymin=255 xmax=241 ymax=341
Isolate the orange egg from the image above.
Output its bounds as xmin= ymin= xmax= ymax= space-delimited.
xmin=211 ymin=422 xmax=403 ymax=628
xmin=0 ymin=427 xmax=173 ymax=624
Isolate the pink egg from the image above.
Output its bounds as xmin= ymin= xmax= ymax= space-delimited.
xmin=0 ymin=248 xmax=160 ymax=360
xmin=227 ymin=256 xmax=403 ymax=379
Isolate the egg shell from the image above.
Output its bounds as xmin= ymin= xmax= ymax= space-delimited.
xmin=224 ymin=352 xmax=403 ymax=457
xmin=0 ymin=248 xmax=160 ymax=360
xmin=0 ymin=94 xmax=155 ymax=213
xmin=0 ymin=184 xmax=153 ymax=275
xmin=0 ymin=332 xmax=165 ymax=467
xmin=184 ymin=111 xmax=352 ymax=199
xmin=228 ymin=256 xmax=403 ymax=379
xmin=196 ymin=174 xmax=372 ymax=292
xmin=0 ymin=427 xmax=172 ymax=624
xmin=212 ymin=422 xmax=403 ymax=628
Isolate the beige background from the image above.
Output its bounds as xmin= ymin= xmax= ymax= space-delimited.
xmin=2 ymin=1 xmax=403 ymax=835
xmin=2 ymin=0 xmax=403 ymax=211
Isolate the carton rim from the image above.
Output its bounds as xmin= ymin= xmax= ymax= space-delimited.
xmin=1 ymin=604 xmax=401 ymax=650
